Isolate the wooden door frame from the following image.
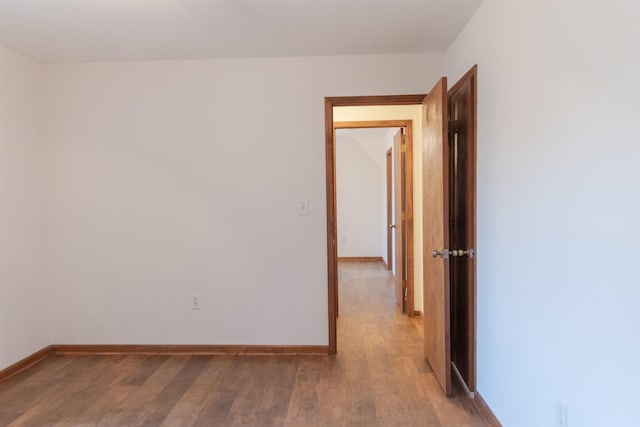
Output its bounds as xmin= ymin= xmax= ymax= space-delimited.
xmin=335 ymin=121 xmax=413 ymax=316
xmin=385 ymin=148 xmax=393 ymax=271
xmin=325 ymin=95 xmax=424 ymax=354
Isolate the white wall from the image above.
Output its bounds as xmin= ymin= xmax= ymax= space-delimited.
xmin=334 ymin=106 xmax=424 ymax=312
xmin=0 ymin=46 xmax=49 ymax=370
xmin=336 ymin=136 xmax=389 ymax=259
xmin=447 ymin=2 xmax=640 ymax=426
xmin=42 ymin=54 xmax=445 ymax=346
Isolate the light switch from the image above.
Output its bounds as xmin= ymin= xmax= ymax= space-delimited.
xmin=298 ymin=200 xmax=309 ymax=216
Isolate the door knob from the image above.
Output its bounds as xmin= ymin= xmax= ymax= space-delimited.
xmin=450 ymin=249 xmax=475 ymax=258
xmin=431 ymin=249 xmax=449 ymax=259
xmin=389 ymin=224 xmax=396 ymax=229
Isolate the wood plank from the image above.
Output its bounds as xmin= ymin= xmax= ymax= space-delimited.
xmin=0 ymin=346 xmax=52 ymax=384
xmin=283 ymin=356 xmax=328 ymax=426
xmin=137 ymin=356 xmax=211 ymax=426
xmin=191 ymin=357 xmax=255 ymax=426
xmin=225 ymin=357 xmax=298 ymax=426
xmin=107 ymin=355 xmax=154 ymax=387
xmin=0 ymin=354 xmax=72 ymax=391
xmin=6 ymin=355 xmax=126 ymax=426
xmin=473 ymin=393 xmax=503 ymax=427
xmin=420 ymin=373 xmax=479 ymax=427
xmin=160 ymin=355 xmax=235 ymax=426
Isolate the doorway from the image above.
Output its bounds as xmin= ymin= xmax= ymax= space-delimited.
xmin=325 ymin=65 xmax=477 ymax=396
xmin=334 ymin=120 xmax=414 ymax=318
xmin=325 ymin=98 xmax=423 ymax=356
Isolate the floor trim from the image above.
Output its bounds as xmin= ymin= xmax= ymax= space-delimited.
xmin=0 ymin=344 xmax=329 ymax=382
xmin=337 ymin=256 xmax=384 ymax=263
xmin=473 ymin=392 xmax=502 ymax=427
xmin=0 ymin=346 xmax=53 ymax=383
xmin=51 ymin=344 xmax=330 ymax=356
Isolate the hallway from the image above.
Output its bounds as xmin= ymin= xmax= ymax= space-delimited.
xmin=334 ymin=260 xmax=486 ymax=426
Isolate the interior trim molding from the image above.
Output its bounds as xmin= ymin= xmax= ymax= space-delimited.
xmin=0 ymin=344 xmax=329 ymax=382
xmin=326 ymin=94 xmax=426 ymax=106
xmin=51 ymin=344 xmax=330 ymax=356
xmin=326 ymin=99 xmax=425 ymax=354
xmin=337 ymin=256 xmax=384 ymax=263
xmin=0 ymin=346 xmax=53 ymax=383
xmin=473 ymin=392 xmax=502 ymax=427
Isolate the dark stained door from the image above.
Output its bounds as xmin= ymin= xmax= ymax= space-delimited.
xmin=448 ymin=67 xmax=477 ymax=392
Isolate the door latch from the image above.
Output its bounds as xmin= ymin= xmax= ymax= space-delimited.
xmin=450 ymin=249 xmax=475 ymax=258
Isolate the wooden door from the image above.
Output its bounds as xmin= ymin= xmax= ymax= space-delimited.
xmin=386 ymin=148 xmax=393 ymax=271
xmin=393 ymin=128 xmax=406 ymax=312
xmin=449 ymin=66 xmax=477 ymax=392
xmin=422 ymin=77 xmax=452 ymax=395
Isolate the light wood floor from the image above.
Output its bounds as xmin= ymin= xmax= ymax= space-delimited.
xmin=0 ymin=261 xmax=487 ymax=426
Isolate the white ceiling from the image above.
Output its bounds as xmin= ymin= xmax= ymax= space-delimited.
xmin=0 ymin=0 xmax=482 ymax=63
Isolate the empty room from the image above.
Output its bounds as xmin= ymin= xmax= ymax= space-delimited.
xmin=1 ymin=1 xmax=639 ymax=426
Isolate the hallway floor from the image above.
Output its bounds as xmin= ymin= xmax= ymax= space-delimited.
xmin=0 ymin=261 xmax=487 ymax=426
xmin=334 ymin=260 xmax=486 ymax=427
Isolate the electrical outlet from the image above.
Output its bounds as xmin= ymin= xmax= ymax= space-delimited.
xmin=191 ymin=295 xmax=201 ymax=310
xmin=556 ymin=402 xmax=568 ymax=427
